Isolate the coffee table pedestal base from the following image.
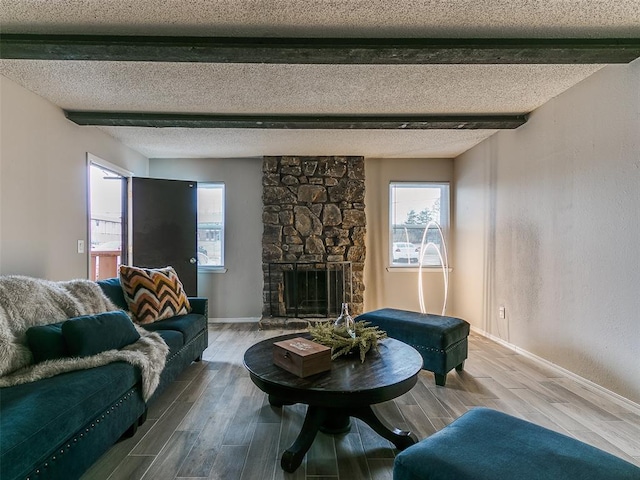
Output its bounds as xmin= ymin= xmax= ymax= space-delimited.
xmin=280 ymin=404 xmax=418 ymax=473
xmin=319 ymin=413 xmax=351 ymax=435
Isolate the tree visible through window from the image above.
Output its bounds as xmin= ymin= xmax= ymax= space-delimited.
xmin=197 ymin=183 xmax=225 ymax=267
xmin=405 ymin=197 xmax=441 ymax=225
xmin=389 ymin=182 xmax=450 ymax=266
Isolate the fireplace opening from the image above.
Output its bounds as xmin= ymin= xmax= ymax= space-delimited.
xmin=284 ymin=269 xmax=342 ymax=317
xmin=267 ymin=262 xmax=352 ymax=318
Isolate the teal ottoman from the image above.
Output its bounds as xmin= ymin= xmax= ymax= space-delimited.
xmin=356 ymin=308 xmax=469 ymax=386
xmin=394 ymin=407 xmax=640 ymax=480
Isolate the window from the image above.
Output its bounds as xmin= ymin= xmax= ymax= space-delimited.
xmin=197 ymin=183 xmax=225 ymax=267
xmin=389 ymin=182 xmax=450 ymax=267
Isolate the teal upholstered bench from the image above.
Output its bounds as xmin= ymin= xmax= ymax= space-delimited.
xmin=394 ymin=407 xmax=640 ymax=480
xmin=356 ymin=308 xmax=469 ymax=386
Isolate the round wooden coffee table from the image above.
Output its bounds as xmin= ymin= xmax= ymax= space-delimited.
xmin=243 ymin=332 xmax=423 ymax=472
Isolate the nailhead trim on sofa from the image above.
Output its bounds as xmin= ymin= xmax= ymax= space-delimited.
xmin=25 ymin=388 xmax=137 ymax=479
xmin=167 ymin=330 xmax=206 ymax=363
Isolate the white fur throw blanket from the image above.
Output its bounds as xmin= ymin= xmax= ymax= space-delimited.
xmin=0 ymin=275 xmax=169 ymax=401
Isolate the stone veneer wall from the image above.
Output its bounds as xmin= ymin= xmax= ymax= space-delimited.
xmin=262 ymin=156 xmax=366 ymax=317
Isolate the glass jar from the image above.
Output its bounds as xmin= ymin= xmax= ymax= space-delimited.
xmin=334 ymin=302 xmax=356 ymax=339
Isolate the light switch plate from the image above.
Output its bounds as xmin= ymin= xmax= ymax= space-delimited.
xmin=77 ymin=240 xmax=85 ymax=254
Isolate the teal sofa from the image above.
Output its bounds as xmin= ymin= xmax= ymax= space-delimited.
xmin=0 ymin=278 xmax=208 ymax=480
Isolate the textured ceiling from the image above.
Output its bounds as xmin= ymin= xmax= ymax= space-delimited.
xmin=0 ymin=61 xmax=604 ymax=114
xmin=96 ymin=127 xmax=500 ymax=159
xmin=2 ymin=1 xmax=639 ymax=37
xmin=1 ymin=1 xmax=639 ymax=159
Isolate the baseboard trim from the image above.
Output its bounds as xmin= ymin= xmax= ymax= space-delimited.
xmin=470 ymin=326 xmax=640 ymax=415
xmin=208 ymin=317 xmax=260 ymax=323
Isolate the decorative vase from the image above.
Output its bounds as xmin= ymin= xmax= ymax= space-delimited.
xmin=334 ymin=303 xmax=356 ymax=339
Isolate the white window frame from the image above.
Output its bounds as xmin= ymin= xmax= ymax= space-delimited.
xmin=197 ymin=182 xmax=225 ymax=271
xmin=389 ymin=182 xmax=450 ymax=268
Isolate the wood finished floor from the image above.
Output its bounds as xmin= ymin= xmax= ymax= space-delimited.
xmin=82 ymin=323 xmax=640 ymax=480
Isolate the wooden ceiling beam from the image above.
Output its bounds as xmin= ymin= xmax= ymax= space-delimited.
xmin=2 ymin=34 xmax=639 ymax=64
xmin=64 ymin=111 xmax=527 ymax=129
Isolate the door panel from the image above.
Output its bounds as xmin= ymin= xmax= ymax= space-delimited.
xmin=131 ymin=177 xmax=198 ymax=295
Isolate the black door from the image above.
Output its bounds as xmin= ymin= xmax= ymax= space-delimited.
xmin=131 ymin=177 xmax=198 ymax=295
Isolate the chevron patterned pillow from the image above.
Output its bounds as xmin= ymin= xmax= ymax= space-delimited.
xmin=119 ymin=265 xmax=191 ymax=325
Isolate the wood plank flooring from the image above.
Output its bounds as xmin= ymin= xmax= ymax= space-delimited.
xmin=82 ymin=323 xmax=640 ymax=480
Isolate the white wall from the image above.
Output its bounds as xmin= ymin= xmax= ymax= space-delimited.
xmin=149 ymin=157 xmax=263 ymax=319
xmin=452 ymin=58 xmax=640 ymax=402
xmin=364 ymin=157 xmax=454 ymax=314
xmin=0 ymin=76 xmax=148 ymax=280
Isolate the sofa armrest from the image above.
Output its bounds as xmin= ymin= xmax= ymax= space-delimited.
xmin=189 ymin=297 xmax=209 ymax=318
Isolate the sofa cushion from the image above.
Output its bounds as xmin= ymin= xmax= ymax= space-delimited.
xmin=119 ymin=265 xmax=191 ymax=325
xmin=143 ymin=313 xmax=207 ymax=345
xmin=62 ymin=311 xmax=140 ymax=358
xmin=154 ymin=329 xmax=184 ymax=356
xmin=26 ymin=321 xmax=69 ymax=363
xmin=0 ymin=362 xmax=140 ymax=480
xmin=96 ymin=277 xmax=128 ymax=310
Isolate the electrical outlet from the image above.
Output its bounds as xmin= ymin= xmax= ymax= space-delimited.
xmin=499 ymin=306 xmax=506 ymax=319
xmin=77 ymin=240 xmax=85 ymax=254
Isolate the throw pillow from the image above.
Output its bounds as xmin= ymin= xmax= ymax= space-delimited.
xmin=26 ymin=321 xmax=69 ymax=363
xmin=62 ymin=310 xmax=141 ymax=357
xmin=119 ymin=265 xmax=191 ymax=325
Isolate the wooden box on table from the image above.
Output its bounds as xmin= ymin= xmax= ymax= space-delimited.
xmin=273 ymin=337 xmax=331 ymax=377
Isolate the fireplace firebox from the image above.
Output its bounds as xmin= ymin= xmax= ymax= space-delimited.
xmin=267 ymin=262 xmax=352 ymax=318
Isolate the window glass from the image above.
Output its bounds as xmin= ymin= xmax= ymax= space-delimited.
xmin=389 ymin=182 xmax=450 ymax=267
xmin=197 ymin=183 xmax=225 ymax=267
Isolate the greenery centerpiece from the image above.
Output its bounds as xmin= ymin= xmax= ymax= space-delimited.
xmin=309 ymin=320 xmax=387 ymax=363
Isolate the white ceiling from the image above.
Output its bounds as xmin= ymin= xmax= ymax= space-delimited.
xmin=3 ymin=1 xmax=639 ymax=37
xmin=1 ymin=1 xmax=639 ymax=159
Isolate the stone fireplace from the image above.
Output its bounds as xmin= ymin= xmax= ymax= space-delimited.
xmin=261 ymin=156 xmax=365 ymax=323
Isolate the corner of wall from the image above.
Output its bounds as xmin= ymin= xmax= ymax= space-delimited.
xmin=450 ymin=62 xmax=640 ymax=402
